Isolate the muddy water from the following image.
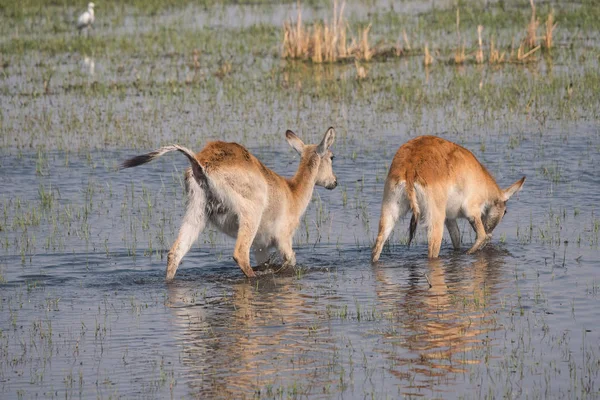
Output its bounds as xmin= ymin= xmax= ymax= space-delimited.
xmin=2 ymin=0 xmax=600 ymax=399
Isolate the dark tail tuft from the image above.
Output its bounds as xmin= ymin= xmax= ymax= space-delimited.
xmin=120 ymin=152 xmax=159 ymax=169
xmin=408 ymin=213 xmax=418 ymax=246
xmin=119 ymin=145 xmax=204 ymax=176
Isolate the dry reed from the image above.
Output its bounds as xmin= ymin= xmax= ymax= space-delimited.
xmin=489 ymin=37 xmax=505 ymax=64
xmin=517 ymin=43 xmax=540 ymax=61
xmin=526 ymin=0 xmax=539 ymax=49
xmin=281 ymin=0 xmax=557 ymax=67
xmin=359 ymin=24 xmax=372 ymax=61
xmin=454 ymin=9 xmax=465 ymax=64
xmin=311 ymin=24 xmax=323 ymax=63
xmin=282 ymin=0 xmax=373 ymax=63
xmin=476 ymin=25 xmax=484 ymax=64
xmin=402 ymin=29 xmax=411 ymax=51
xmin=424 ymin=43 xmax=433 ymax=66
xmin=544 ymin=9 xmax=557 ymax=49
xmin=283 ymin=3 xmax=305 ymax=58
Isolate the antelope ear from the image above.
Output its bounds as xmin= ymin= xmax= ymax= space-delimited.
xmin=502 ymin=176 xmax=525 ymax=202
xmin=317 ymin=127 xmax=336 ymax=156
xmin=286 ymin=130 xmax=305 ymax=155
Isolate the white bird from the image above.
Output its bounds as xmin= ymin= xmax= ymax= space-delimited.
xmin=77 ymin=3 xmax=95 ymax=34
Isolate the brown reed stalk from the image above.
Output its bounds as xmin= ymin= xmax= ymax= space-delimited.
xmin=489 ymin=37 xmax=505 ymax=64
xmin=476 ymin=25 xmax=484 ymax=64
xmin=517 ymin=42 xmax=525 ymax=60
xmin=544 ymin=9 xmax=557 ymax=49
xmin=424 ymin=43 xmax=433 ymax=66
xmin=337 ymin=0 xmax=347 ymax=58
xmin=454 ymin=8 xmax=465 ymax=64
xmin=526 ymin=0 xmax=539 ymax=49
xmin=282 ymin=25 xmax=290 ymax=58
xmin=296 ymin=4 xmax=304 ymax=57
xmin=338 ymin=25 xmax=347 ymax=58
xmin=402 ymin=29 xmax=411 ymax=51
xmin=518 ymin=43 xmax=540 ymax=61
xmin=312 ymin=24 xmax=323 ymax=63
xmin=324 ymin=25 xmax=333 ymax=62
xmin=282 ymin=4 xmax=308 ymax=59
xmin=360 ymin=24 xmax=372 ymax=61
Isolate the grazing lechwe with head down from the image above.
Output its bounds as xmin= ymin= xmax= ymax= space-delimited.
xmin=372 ymin=136 xmax=524 ymax=262
xmin=121 ymin=128 xmax=337 ymax=281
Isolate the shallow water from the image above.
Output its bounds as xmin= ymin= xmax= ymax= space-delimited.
xmin=1 ymin=0 xmax=600 ymax=398
xmin=1 ymin=129 xmax=599 ymax=399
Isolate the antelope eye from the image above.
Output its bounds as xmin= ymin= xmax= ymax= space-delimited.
xmin=504 ymin=209 xmax=507 ymax=216
xmin=330 ymin=155 xmax=335 ymax=161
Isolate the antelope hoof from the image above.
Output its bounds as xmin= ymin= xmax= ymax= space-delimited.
xmin=466 ymin=240 xmax=487 ymax=254
xmin=242 ymin=267 xmax=257 ymax=278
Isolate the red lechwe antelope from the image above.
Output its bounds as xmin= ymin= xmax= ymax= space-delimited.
xmin=372 ymin=136 xmax=525 ymax=261
xmin=121 ymin=128 xmax=337 ymax=281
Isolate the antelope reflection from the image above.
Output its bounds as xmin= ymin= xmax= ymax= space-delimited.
xmin=374 ymin=251 xmax=506 ymax=392
xmin=166 ymin=271 xmax=336 ymax=397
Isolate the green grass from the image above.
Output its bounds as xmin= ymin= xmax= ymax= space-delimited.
xmin=0 ymin=23 xmax=281 ymax=57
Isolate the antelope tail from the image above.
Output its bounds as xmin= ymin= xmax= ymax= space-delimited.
xmin=406 ymin=179 xmax=420 ymax=247
xmin=120 ymin=145 xmax=204 ymax=176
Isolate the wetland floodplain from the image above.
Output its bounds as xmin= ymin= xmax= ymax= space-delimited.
xmin=1 ymin=0 xmax=599 ymax=398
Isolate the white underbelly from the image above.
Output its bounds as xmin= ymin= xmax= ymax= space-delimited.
xmin=445 ymin=186 xmax=465 ymax=219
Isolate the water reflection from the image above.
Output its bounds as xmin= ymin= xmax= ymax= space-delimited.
xmin=165 ymin=250 xmax=509 ymax=397
xmin=166 ymin=274 xmax=338 ymax=397
xmin=373 ymin=251 xmax=506 ymax=396
xmin=82 ymin=56 xmax=95 ymax=76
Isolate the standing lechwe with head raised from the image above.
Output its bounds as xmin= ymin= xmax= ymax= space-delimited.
xmin=121 ymin=128 xmax=337 ymax=281
xmin=372 ymin=136 xmax=524 ymax=262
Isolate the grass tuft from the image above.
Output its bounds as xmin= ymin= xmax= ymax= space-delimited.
xmin=283 ymin=0 xmax=358 ymax=64
xmin=526 ymin=0 xmax=540 ymax=49
xmin=544 ymin=9 xmax=557 ymax=50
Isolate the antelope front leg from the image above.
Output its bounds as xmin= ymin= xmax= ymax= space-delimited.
xmin=466 ymin=215 xmax=489 ymax=254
